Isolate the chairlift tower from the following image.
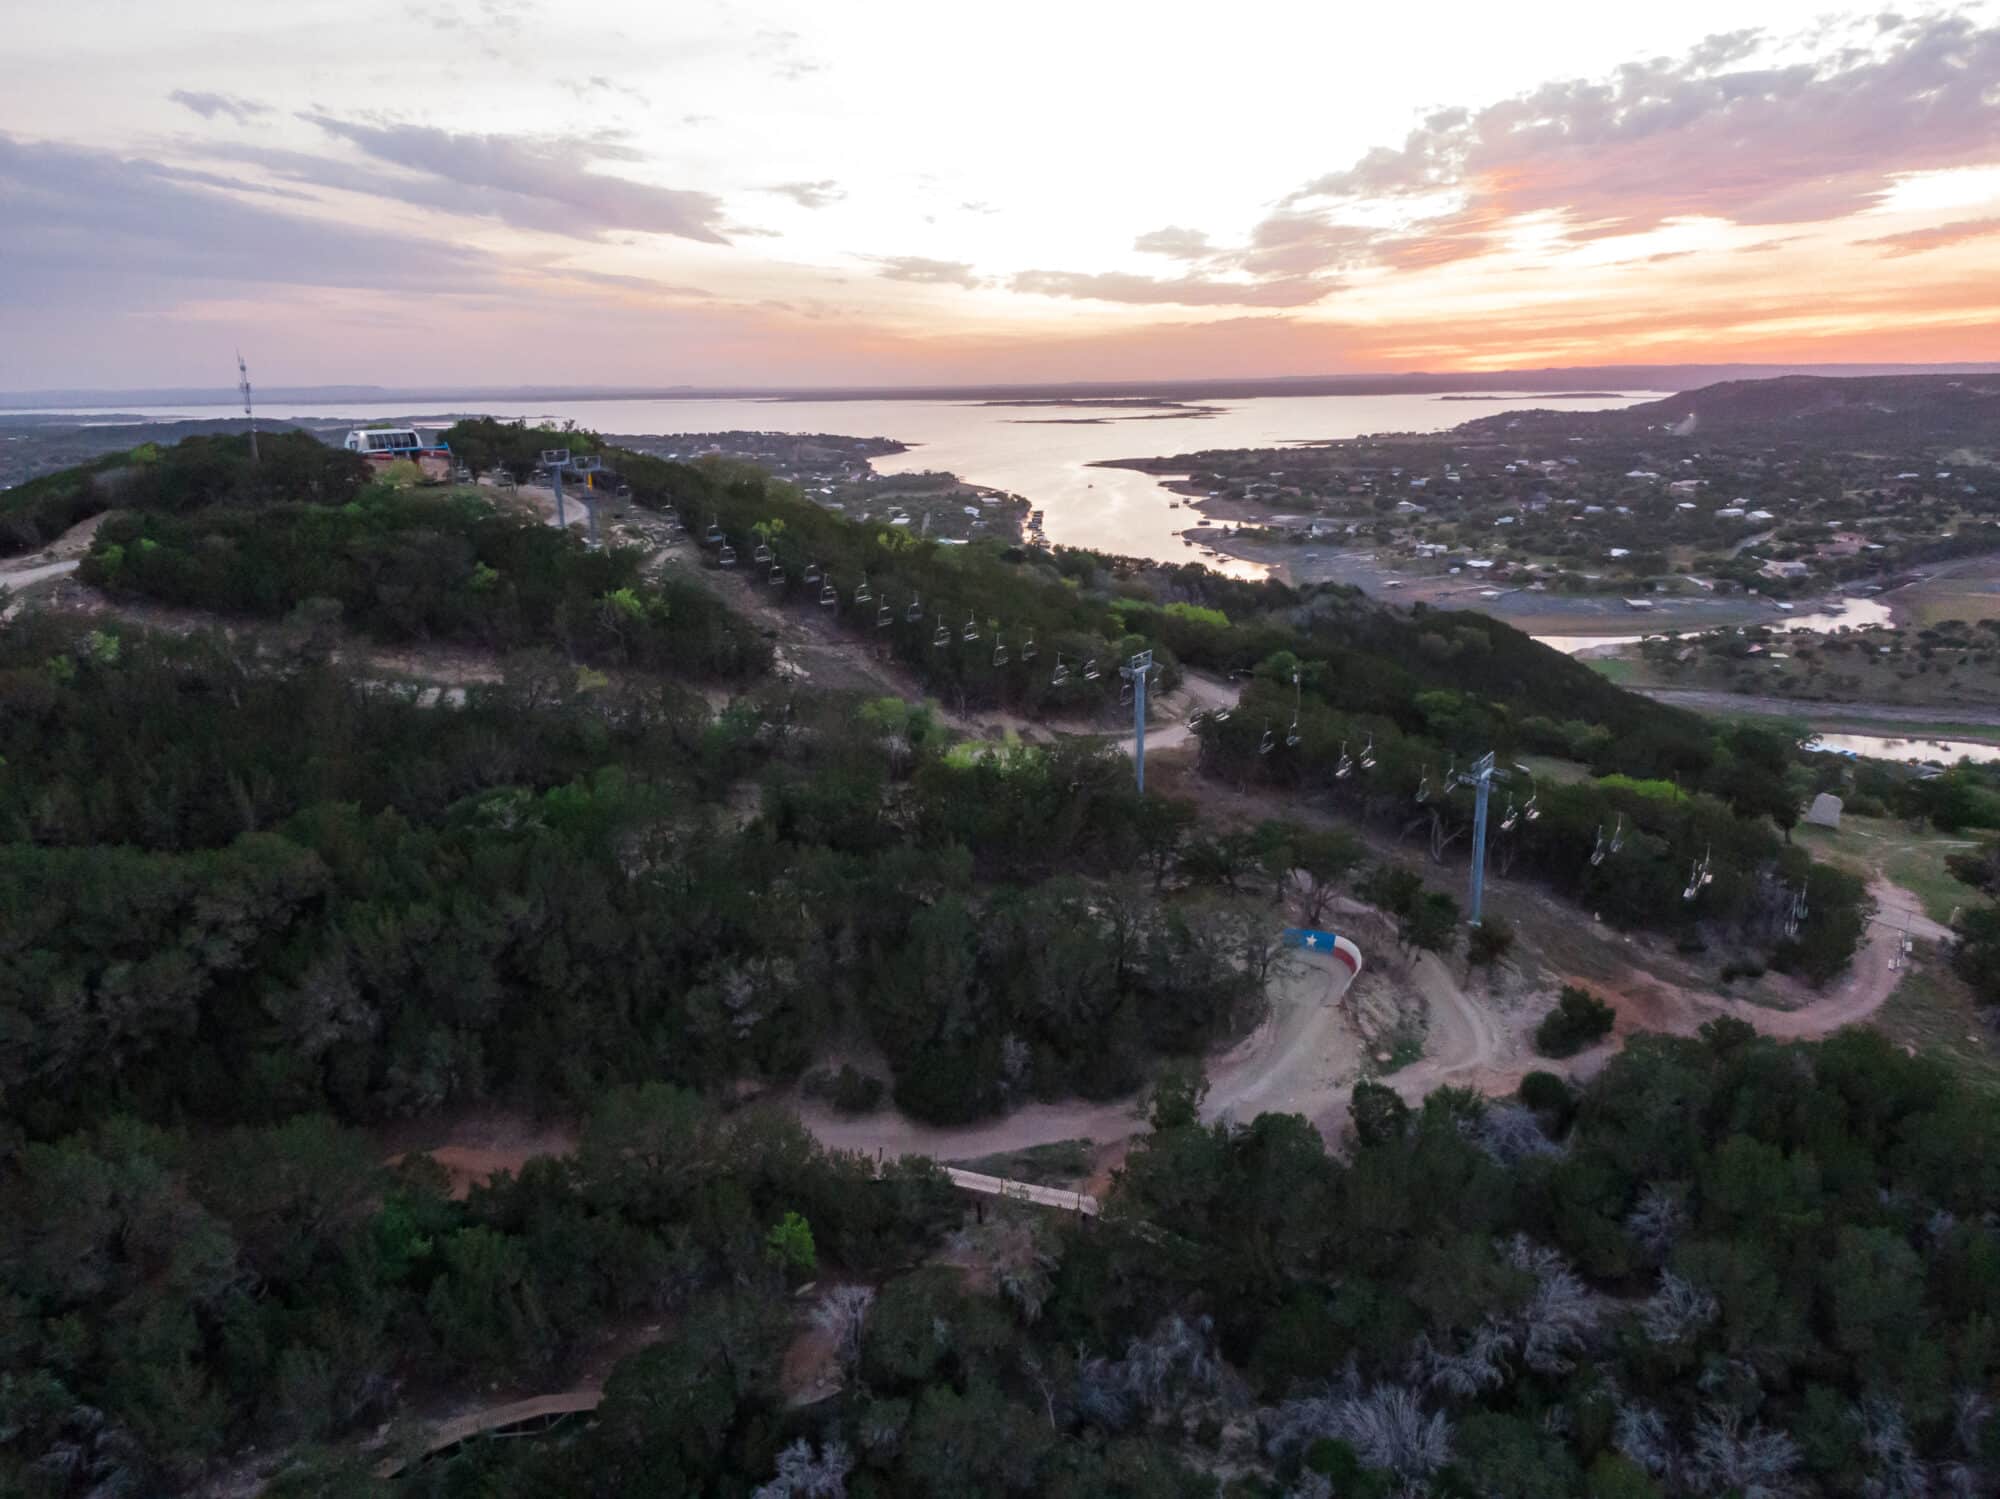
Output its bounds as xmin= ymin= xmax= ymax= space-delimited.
xmin=1121 ymin=649 xmax=1155 ymax=793
xmin=572 ymin=455 xmax=603 ymax=548
xmin=539 ymin=448 xmax=573 ymax=532
xmin=1450 ymin=751 xmax=1510 ymax=927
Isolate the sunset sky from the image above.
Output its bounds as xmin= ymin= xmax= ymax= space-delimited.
xmin=3 ymin=1 xmax=1998 ymax=390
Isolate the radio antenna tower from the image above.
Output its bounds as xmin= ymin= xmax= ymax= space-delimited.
xmin=236 ymin=352 xmax=259 ymax=462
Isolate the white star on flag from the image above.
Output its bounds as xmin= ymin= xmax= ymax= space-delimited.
xmin=1306 ymin=935 xmax=1320 ymax=947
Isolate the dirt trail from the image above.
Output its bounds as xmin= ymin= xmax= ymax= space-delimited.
xmin=798 ymin=945 xmax=1360 ymax=1161
xmin=0 ymin=511 xmax=107 ymax=604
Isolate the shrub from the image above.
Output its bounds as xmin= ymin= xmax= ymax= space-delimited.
xmin=1518 ymin=1070 xmax=1574 ymax=1120
xmin=1534 ymin=985 xmax=1615 ymax=1058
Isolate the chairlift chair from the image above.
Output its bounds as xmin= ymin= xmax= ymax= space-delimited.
xmin=1211 ymin=706 xmax=1232 ymax=723
xmin=1052 ymin=653 xmax=1070 ymax=687
xmin=1590 ymin=825 xmax=1608 ymax=867
xmin=717 ymin=543 xmax=737 ymax=567
xmin=1082 ymin=657 xmax=1100 ymax=681
xmin=1416 ymin=774 xmax=1431 ymax=803
xmin=1608 ymin=814 xmax=1625 ymax=855
xmin=876 ymin=602 xmax=892 ymax=629
xmin=704 ymin=518 xmax=723 ymax=545
xmin=1258 ymin=721 xmax=1275 ymax=756
xmin=804 ymin=561 xmax=822 ymax=584
xmin=818 ymin=581 xmax=837 ymax=607
xmin=753 ymin=542 xmax=773 ymax=564
xmin=1285 ymin=718 xmax=1301 ymax=749
xmin=961 ymin=615 xmax=979 ymax=643
xmin=905 ymin=596 xmax=923 ymax=623
xmin=615 ymin=483 xmax=632 ymax=500
xmin=992 ymin=635 xmax=1009 ymax=667
xmin=1119 ymin=678 xmax=1134 ymax=707
xmin=767 ymin=563 xmax=785 ymax=587
xmin=1500 ymin=797 xmax=1519 ymax=832
xmin=1359 ymin=734 xmax=1376 ymax=770
xmin=854 ymin=576 xmax=873 ymax=604
xmin=932 ymin=620 xmax=950 ymax=648
xmin=1334 ymin=741 xmax=1353 ymax=779
xmin=1020 ymin=632 xmax=1037 ymax=662
xmin=1523 ymin=792 xmax=1540 ymax=822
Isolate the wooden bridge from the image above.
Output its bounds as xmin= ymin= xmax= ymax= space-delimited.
xmin=943 ymin=1165 xmax=1099 ymax=1216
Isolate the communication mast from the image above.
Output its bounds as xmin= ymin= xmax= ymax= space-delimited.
xmin=236 ymin=352 xmax=259 ymax=462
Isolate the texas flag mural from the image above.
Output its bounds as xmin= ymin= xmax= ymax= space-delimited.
xmin=1281 ymin=927 xmax=1364 ymax=976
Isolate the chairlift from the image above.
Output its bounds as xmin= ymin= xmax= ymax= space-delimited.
xmin=1258 ymin=721 xmax=1275 ymax=756
xmin=1359 ymin=734 xmax=1376 ymax=770
xmin=767 ymin=564 xmax=785 ymax=587
xmin=717 ymin=543 xmax=737 ymax=567
xmin=753 ymin=541 xmax=773 ymax=564
xmin=1683 ymin=861 xmax=1702 ymax=901
xmin=704 ymin=517 xmax=723 ymax=545
xmin=1335 ymin=741 xmax=1354 ymax=779
xmin=804 ymin=561 xmax=822 ymax=584
xmin=932 ymin=620 xmax=951 ymax=648
xmin=1500 ymin=797 xmax=1520 ymax=833
xmin=1052 ymin=653 xmax=1070 ymax=687
xmin=1416 ymin=773 xmax=1431 ymax=803
xmin=961 ymin=615 xmax=980 ymax=643
xmin=1020 ymin=632 xmax=1037 ymax=662
xmin=615 ymin=483 xmax=632 ymax=500
xmin=905 ymin=596 xmax=923 ymax=623
xmin=854 ymin=576 xmax=873 ymax=605
xmin=1082 ymin=657 xmax=1101 ymax=681
xmin=992 ymin=634 xmax=1009 ymax=667
xmin=1608 ymin=814 xmax=1625 ymax=855
xmin=454 ymin=466 xmax=473 ymax=483
xmin=1285 ymin=718 xmax=1301 ymax=749
xmin=818 ymin=581 xmax=837 ymax=607
xmin=1522 ymin=792 xmax=1540 ymax=823
xmin=876 ymin=601 xmax=893 ymax=629
xmin=1119 ymin=678 xmax=1134 ymax=707
xmin=1211 ymin=706 xmax=1232 ymax=723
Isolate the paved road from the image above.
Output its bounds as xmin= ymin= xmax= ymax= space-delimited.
xmin=1640 ymin=686 xmax=2000 ymax=729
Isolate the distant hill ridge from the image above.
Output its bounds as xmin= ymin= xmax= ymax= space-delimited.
xmin=1463 ymin=373 xmax=2000 ymax=448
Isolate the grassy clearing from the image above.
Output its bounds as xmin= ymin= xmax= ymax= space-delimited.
xmin=1869 ymin=962 xmax=2000 ymax=1092
xmin=952 ymin=1139 xmax=1095 ymax=1186
xmin=1514 ymin=753 xmax=1595 ymax=786
xmin=1582 ymin=656 xmax=1639 ymax=685
xmin=1793 ymin=812 xmax=1978 ymax=924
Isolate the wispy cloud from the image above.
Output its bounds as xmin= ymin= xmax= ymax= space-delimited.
xmin=867 ymin=255 xmax=982 ymax=288
xmin=1286 ymin=13 xmax=2000 ymax=236
xmin=1857 ymin=215 xmax=2000 ymax=257
xmin=1132 ymin=226 xmax=1213 ymax=259
xmin=768 ymin=179 xmax=845 ymax=209
xmin=0 ymin=133 xmax=486 ymax=305
xmin=229 ymin=115 xmax=735 ymax=243
xmin=168 ymin=90 xmax=270 ymax=124
xmin=1009 ymin=268 xmax=1336 ymax=308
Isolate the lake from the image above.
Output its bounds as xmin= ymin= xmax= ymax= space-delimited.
xmin=12 ymin=390 xmax=1662 ymax=577
xmin=1808 ymin=732 xmax=2000 ymax=766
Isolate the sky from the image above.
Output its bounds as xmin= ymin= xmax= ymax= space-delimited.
xmin=2 ymin=0 xmax=1998 ymax=391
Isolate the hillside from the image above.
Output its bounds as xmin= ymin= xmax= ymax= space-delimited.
xmin=2 ymin=426 xmax=1967 ymax=1497
xmin=1466 ymin=373 xmax=2000 ymax=450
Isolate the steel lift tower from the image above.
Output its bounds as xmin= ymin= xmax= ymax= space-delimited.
xmin=1121 ymin=650 xmax=1155 ymax=793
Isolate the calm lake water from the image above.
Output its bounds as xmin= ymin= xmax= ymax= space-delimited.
xmin=15 ymin=390 xmax=1661 ymax=576
xmin=1808 ymin=733 xmax=2000 ymax=765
